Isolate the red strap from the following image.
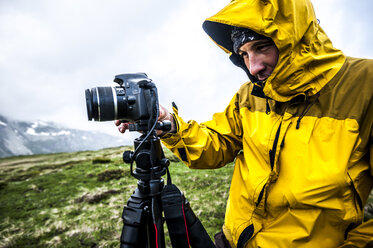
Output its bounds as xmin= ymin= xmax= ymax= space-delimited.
xmin=182 ymin=204 xmax=191 ymax=247
xmin=154 ymin=223 xmax=159 ymax=248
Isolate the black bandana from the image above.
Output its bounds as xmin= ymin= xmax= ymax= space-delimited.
xmin=231 ymin=27 xmax=269 ymax=54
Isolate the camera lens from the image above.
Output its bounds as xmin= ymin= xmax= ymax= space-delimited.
xmin=85 ymin=86 xmax=119 ymax=121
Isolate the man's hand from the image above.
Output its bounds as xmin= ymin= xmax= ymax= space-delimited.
xmin=114 ymin=104 xmax=176 ymax=136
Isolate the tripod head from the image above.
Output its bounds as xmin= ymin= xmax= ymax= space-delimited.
xmin=126 ymin=119 xmax=172 ymax=133
xmin=123 ymin=130 xmax=170 ymax=181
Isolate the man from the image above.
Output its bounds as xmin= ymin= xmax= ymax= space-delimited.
xmin=117 ymin=0 xmax=373 ymax=247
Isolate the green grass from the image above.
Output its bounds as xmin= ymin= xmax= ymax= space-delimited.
xmin=0 ymin=146 xmax=372 ymax=247
xmin=0 ymin=146 xmax=233 ymax=247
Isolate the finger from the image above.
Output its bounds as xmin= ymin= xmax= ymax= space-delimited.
xmin=118 ymin=124 xmax=126 ymax=133
xmin=159 ymin=105 xmax=169 ymax=120
xmin=118 ymin=122 xmax=129 ymax=133
xmin=159 ymin=108 xmax=165 ymax=120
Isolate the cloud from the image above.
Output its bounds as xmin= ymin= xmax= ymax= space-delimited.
xmin=312 ymin=0 xmax=373 ymax=58
xmin=0 ymin=0 xmax=237 ymax=128
xmin=0 ymin=0 xmax=372 ymax=140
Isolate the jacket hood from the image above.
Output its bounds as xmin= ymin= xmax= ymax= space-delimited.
xmin=203 ymin=0 xmax=346 ymax=102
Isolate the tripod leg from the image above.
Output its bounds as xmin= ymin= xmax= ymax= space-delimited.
xmin=150 ymin=179 xmax=166 ymax=248
xmin=120 ymin=187 xmax=155 ymax=248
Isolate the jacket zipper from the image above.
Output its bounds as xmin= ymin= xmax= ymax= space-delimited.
xmin=256 ymin=121 xmax=283 ymax=206
xmin=269 ymin=122 xmax=282 ymax=170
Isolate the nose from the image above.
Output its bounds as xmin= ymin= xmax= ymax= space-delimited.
xmin=247 ymin=55 xmax=266 ymax=79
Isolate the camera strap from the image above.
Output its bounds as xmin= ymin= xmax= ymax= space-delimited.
xmin=161 ymin=170 xmax=191 ymax=248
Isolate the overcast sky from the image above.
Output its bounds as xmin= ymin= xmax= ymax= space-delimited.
xmin=0 ymin=0 xmax=372 ymax=142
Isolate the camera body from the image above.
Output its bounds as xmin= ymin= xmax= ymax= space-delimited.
xmin=85 ymin=73 xmax=156 ymax=122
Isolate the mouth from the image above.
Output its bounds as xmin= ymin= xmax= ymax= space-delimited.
xmin=256 ymin=74 xmax=271 ymax=81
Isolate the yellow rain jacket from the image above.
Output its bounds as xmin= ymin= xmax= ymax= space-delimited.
xmin=161 ymin=0 xmax=373 ymax=247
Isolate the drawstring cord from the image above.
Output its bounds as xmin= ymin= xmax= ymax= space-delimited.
xmin=266 ymin=97 xmax=271 ymax=115
xmin=296 ymin=93 xmax=320 ymax=129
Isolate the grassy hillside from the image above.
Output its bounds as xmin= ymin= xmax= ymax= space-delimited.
xmin=0 ymin=146 xmax=233 ymax=247
xmin=0 ymin=146 xmax=372 ymax=248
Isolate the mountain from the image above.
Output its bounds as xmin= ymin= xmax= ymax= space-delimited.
xmin=0 ymin=114 xmax=128 ymax=158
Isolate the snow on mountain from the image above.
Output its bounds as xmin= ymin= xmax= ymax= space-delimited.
xmin=0 ymin=115 xmax=128 ymax=158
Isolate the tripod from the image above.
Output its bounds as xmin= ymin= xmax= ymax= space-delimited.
xmin=120 ymin=123 xmax=168 ymax=248
xmin=119 ymin=121 xmax=216 ymax=248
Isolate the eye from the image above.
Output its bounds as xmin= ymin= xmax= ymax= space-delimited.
xmin=239 ymin=52 xmax=248 ymax=58
xmin=255 ymin=41 xmax=275 ymax=52
xmin=256 ymin=45 xmax=270 ymax=52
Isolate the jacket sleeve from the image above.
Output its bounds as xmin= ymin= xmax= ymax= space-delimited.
xmin=161 ymin=94 xmax=243 ymax=169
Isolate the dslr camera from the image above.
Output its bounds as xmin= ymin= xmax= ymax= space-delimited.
xmin=85 ymin=73 xmax=160 ymax=130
